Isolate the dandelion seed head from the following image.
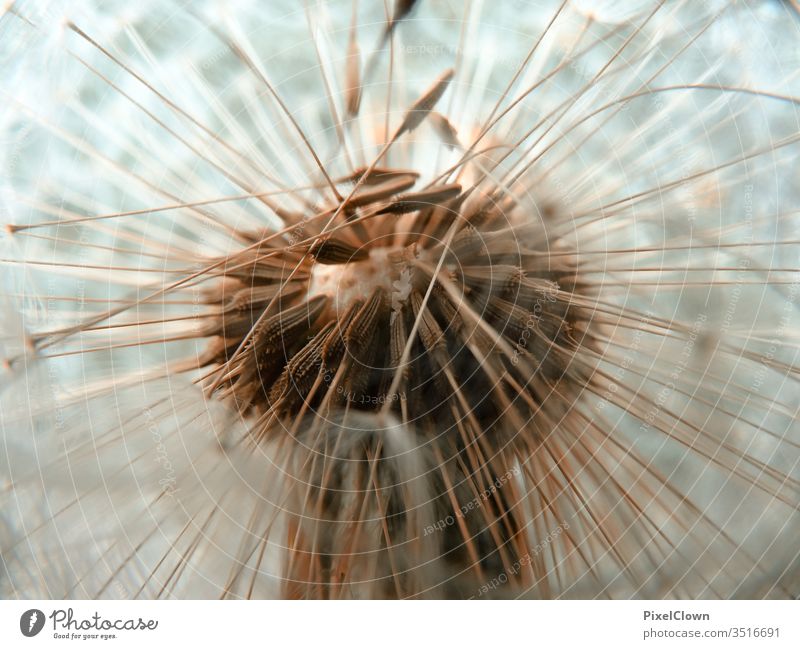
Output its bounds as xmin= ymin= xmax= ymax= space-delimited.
xmin=1 ymin=0 xmax=799 ymax=599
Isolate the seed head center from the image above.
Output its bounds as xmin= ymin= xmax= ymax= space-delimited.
xmin=307 ymin=247 xmax=408 ymax=314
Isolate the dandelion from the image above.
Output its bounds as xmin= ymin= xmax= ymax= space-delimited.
xmin=1 ymin=0 xmax=799 ymax=599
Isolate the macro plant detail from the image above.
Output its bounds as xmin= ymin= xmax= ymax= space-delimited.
xmin=1 ymin=0 xmax=799 ymax=599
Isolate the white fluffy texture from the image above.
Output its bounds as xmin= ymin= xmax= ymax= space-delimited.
xmin=1 ymin=0 xmax=799 ymax=598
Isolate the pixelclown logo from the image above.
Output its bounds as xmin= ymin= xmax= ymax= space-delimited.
xmin=20 ymin=609 xmax=45 ymax=637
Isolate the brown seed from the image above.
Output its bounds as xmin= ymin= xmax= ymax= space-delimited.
xmin=430 ymin=111 xmax=460 ymax=149
xmin=375 ymin=183 xmax=462 ymax=215
xmin=347 ymin=175 xmax=419 ymax=208
xmin=336 ymin=166 xmax=420 ymax=186
xmin=344 ymin=3 xmax=362 ymax=117
xmin=397 ymin=68 xmax=455 ymax=135
xmin=310 ymin=237 xmax=369 ymax=265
